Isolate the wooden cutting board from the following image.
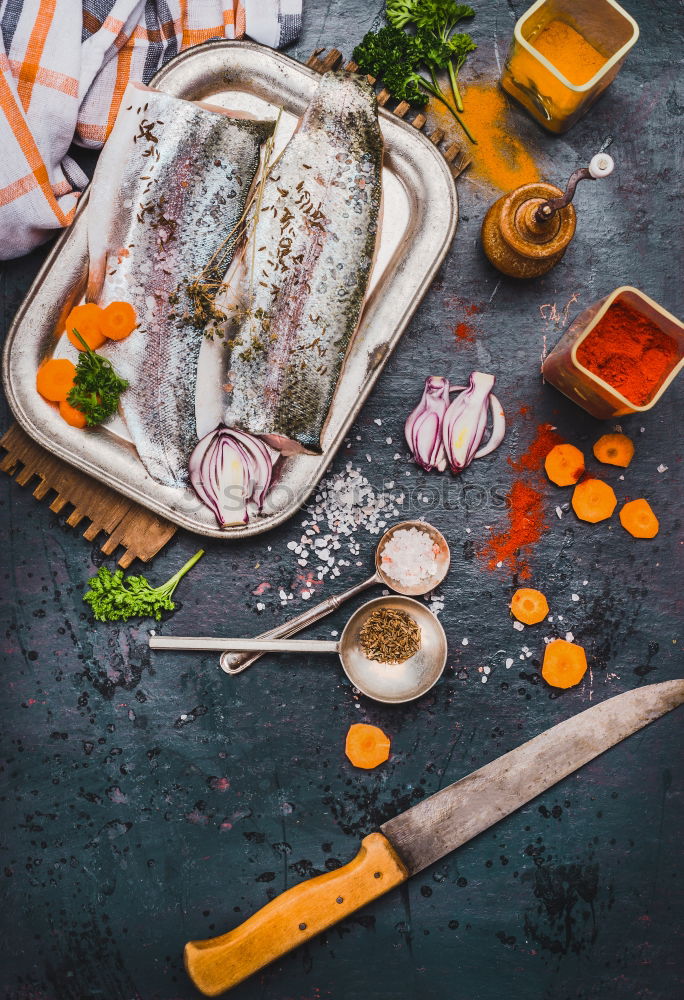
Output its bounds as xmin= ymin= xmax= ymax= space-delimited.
xmin=0 ymin=424 xmax=176 ymax=567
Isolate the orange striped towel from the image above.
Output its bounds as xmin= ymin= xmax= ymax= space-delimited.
xmin=0 ymin=0 xmax=302 ymax=260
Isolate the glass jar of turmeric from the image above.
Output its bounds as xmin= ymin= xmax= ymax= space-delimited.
xmin=501 ymin=0 xmax=639 ymax=133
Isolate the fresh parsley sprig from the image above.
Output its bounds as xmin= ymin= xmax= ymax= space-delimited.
xmin=83 ymin=550 xmax=204 ymax=622
xmin=67 ymin=329 xmax=129 ymax=426
xmin=387 ymin=0 xmax=477 ymax=120
xmin=352 ymin=25 xmax=475 ymax=142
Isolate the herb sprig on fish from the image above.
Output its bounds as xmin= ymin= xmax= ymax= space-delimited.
xmin=173 ymin=110 xmax=283 ymax=339
xmin=67 ymin=330 xmax=129 ymax=425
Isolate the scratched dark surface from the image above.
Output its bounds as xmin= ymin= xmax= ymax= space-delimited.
xmin=1 ymin=1 xmax=682 ymax=999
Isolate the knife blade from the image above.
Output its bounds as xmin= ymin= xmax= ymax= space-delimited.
xmin=184 ymin=679 xmax=684 ymax=996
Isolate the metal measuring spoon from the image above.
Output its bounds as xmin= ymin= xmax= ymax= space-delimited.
xmin=151 ymin=596 xmax=447 ymax=704
xmin=220 ymin=520 xmax=450 ymax=675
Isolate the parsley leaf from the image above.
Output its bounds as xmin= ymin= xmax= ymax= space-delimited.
xmin=83 ymin=550 xmax=204 ymax=622
xmin=66 ymin=329 xmax=129 ymax=426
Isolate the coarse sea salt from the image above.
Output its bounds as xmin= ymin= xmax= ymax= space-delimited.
xmin=379 ymin=526 xmax=438 ymax=589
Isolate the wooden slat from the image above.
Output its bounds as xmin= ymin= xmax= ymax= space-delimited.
xmin=444 ymin=141 xmax=462 ymax=163
xmin=376 ymin=88 xmax=391 ymax=107
xmin=393 ymin=101 xmax=410 ymax=118
xmin=320 ymin=48 xmax=343 ymax=72
xmin=411 ymin=113 xmax=427 ymax=130
xmin=306 ymin=47 xmax=325 ymax=71
xmin=0 ymin=424 xmax=176 ymax=567
xmin=429 ymin=128 xmax=445 ymax=145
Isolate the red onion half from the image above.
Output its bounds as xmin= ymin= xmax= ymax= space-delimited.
xmin=404 ymin=375 xmax=451 ymax=472
xmin=443 ymin=372 xmax=499 ymax=473
xmin=405 ymin=372 xmax=506 ymax=474
xmin=189 ymin=425 xmax=273 ymax=527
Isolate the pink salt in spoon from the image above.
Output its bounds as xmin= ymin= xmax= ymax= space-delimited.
xmin=219 ymin=520 xmax=450 ymax=675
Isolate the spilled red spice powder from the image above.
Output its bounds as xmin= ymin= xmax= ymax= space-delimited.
xmin=576 ymin=301 xmax=680 ymax=406
xmin=508 ymin=422 xmax=563 ymax=473
xmin=480 ymin=423 xmax=563 ymax=579
xmin=455 ymin=321 xmax=475 ymax=343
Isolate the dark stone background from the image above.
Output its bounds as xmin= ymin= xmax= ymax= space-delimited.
xmin=1 ymin=2 xmax=682 ymax=998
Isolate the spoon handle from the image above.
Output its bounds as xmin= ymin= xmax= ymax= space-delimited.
xmin=151 ymin=636 xmax=340 ymax=654
xmin=219 ymin=572 xmax=380 ymax=674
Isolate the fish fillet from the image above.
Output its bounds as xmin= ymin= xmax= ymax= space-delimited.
xmin=87 ymin=82 xmax=275 ymax=487
xmin=221 ymin=72 xmax=383 ymax=455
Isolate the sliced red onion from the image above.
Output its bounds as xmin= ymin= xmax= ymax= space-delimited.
xmin=404 ymin=375 xmax=450 ymax=472
xmin=443 ymin=372 xmax=501 ymax=473
xmin=189 ymin=425 xmax=273 ymax=527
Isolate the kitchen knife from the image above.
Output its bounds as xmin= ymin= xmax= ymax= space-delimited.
xmin=184 ymin=679 xmax=684 ymax=996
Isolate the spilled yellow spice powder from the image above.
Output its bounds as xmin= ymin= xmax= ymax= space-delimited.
xmin=430 ymin=82 xmax=541 ymax=191
xmin=532 ymin=21 xmax=606 ymax=86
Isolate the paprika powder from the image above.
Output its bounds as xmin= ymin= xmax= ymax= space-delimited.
xmin=576 ymin=301 xmax=680 ymax=406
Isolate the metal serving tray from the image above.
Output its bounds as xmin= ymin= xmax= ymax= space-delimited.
xmin=3 ymin=41 xmax=457 ymax=538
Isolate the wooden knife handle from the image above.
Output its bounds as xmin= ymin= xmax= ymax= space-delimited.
xmin=184 ymin=832 xmax=408 ymax=996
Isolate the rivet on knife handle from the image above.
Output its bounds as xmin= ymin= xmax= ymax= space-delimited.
xmin=183 ymin=832 xmax=408 ymax=996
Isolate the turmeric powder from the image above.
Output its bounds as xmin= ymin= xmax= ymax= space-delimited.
xmin=532 ymin=21 xmax=606 ymax=86
xmin=429 ymin=81 xmax=540 ymax=191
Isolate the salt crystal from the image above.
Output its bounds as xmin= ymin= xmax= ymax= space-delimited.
xmin=386 ymin=437 xmax=393 ymax=444
xmin=657 ymin=464 xmax=668 ymax=473
xmin=513 ymin=621 xmax=524 ymax=631
xmin=583 ymin=580 xmax=588 ymax=586
xmin=374 ymin=418 xmax=382 ymax=426
xmin=571 ymin=593 xmax=579 ymax=602
xmin=481 ymin=676 xmax=487 ymax=684
xmin=256 ymin=602 xmax=265 ymax=611
xmin=394 ymin=453 xmax=401 ymax=460
xmin=496 ymin=561 xmax=502 ymax=568
xmin=301 ymin=591 xmax=311 ymax=600
xmin=555 ymin=506 xmax=563 ymax=519
xmin=287 ymin=541 xmax=297 ymax=550
xmin=483 ymin=665 xmax=491 ymax=675
xmin=379 ymin=526 xmax=439 ymax=588
xmin=505 ymin=658 xmax=513 ymax=668
xmin=565 ymin=631 xmax=574 ymax=642
xmin=462 ymin=638 xmax=469 ymax=646
xmin=366 ymin=454 xmax=372 ymax=462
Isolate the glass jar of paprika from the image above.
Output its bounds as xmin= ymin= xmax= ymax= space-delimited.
xmin=543 ymin=287 xmax=684 ymax=419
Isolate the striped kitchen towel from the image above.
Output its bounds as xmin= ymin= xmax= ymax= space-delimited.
xmin=0 ymin=0 xmax=302 ymax=260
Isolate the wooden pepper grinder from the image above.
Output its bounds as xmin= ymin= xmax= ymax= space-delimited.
xmin=481 ymin=153 xmax=614 ymax=279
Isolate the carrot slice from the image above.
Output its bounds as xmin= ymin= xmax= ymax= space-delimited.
xmin=571 ymin=478 xmax=617 ymax=523
xmin=101 ymin=301 xmax=137 ymax=341
xmin=511 ymin=588 xmax=549 ymax=625
xmin=65 ymin=303 xmax=106 ymax=351
xmin=544 ymin=443 xmax=585 ymax=486
xmin=59 ymin=400 xmax=87 ymax=428
xmin=36 ymin=358 xmax=77 ymax=402
xmin=619 ymin=498 xmax=659 ymax=538
xmin=345 ymin=723 xmax=391 ymax=769
xmin=593 ymin=433 xmax=634 ymax=468
xmin=542 ymin=638 xmax=588 ymax=689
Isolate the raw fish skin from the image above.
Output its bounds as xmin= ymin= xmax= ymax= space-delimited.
xmin=87 ymin=82 xmax=275 ymax=488
xmin=221 ymin=72 xmax=383 ymax=455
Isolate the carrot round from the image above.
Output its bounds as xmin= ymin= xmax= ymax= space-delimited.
xmin=544 ymin=443 xmax=585 ymax=486
xmin=571 ymin=478 xmax=617 ymax=523
xmin=593 ymin=433 xmax=634 ymax=468
xmin=65 ymin=303 xmax=106 ymax=351
xmin=36 ymin=358 xmax=77 ymax=402
xmin=101 ymin=300 xmax=137 ymax=341
xmin=542 ymin=638 xmax=588 ymax=689
xmin=619 ymin=498 xmax=659 ymax=538
xmin=345 ymin=723 xmax=391 ymax=769
xmin=59 ymin=399 xmax=87 ymax=428
xmin=511 ymin=588 xmax=549 ymax=625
